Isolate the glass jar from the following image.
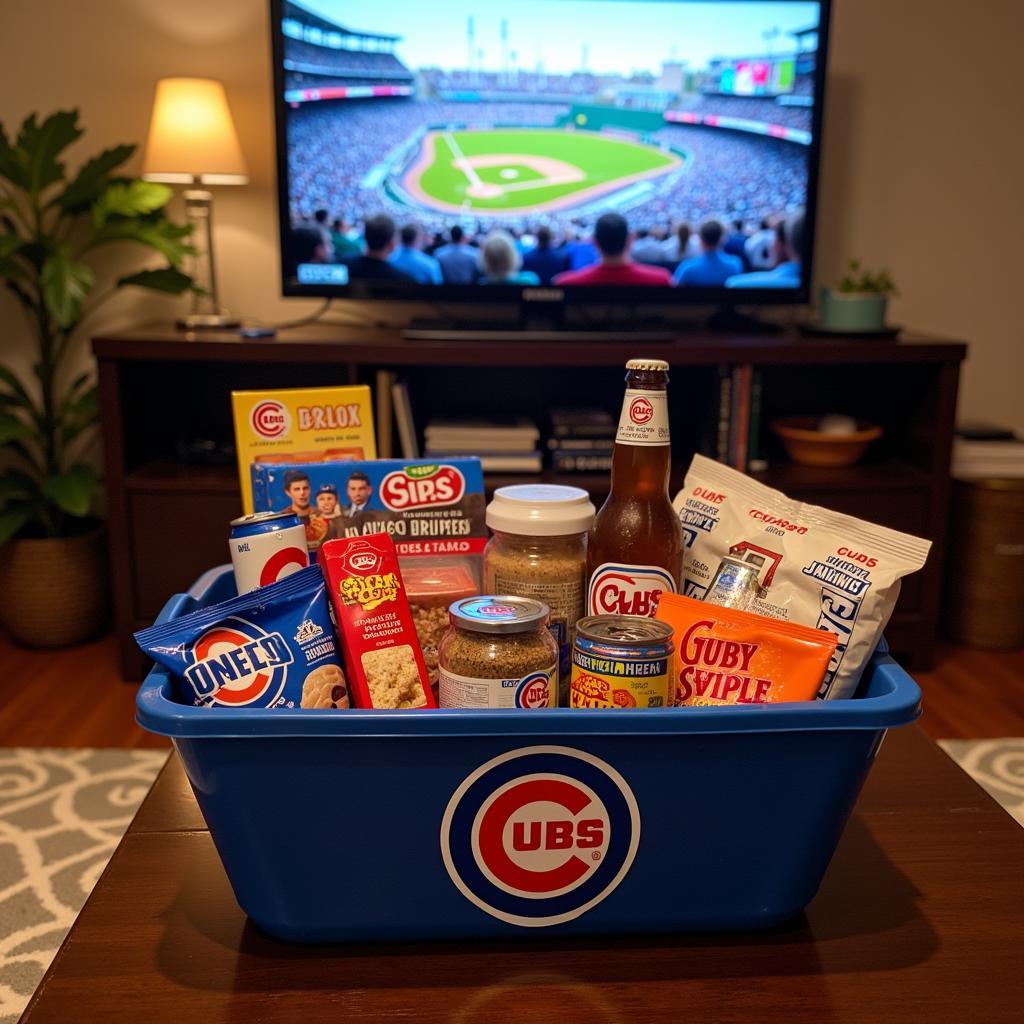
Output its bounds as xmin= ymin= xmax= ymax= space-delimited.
xmin=438 ymin=596 xmax=559 ymax=709
xmin=484 ymin=485 xmax=596 ymax=705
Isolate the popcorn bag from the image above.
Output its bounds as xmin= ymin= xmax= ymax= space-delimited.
xmin=318 ymin=534 xmax=435 ymax=709
xmin=674 ymin=455 xmax=932 ymax=700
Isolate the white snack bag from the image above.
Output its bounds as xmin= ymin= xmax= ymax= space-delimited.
xmin=673 ymin=455 xmax=932 ymax=699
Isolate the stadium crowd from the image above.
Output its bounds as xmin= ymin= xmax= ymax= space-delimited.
xmin=291 ymin=206 xmax=806 ymax=291
xmin=283 ymin=38 xmax=414 ymax=80
xmin=287 ymin=98 xmax=809 ymax=238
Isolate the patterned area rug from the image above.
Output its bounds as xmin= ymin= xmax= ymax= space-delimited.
xmin=939 ymin=738 xmax=1024 ymax=826
xmin=0 ymin=748 xmax=167 ymax=1024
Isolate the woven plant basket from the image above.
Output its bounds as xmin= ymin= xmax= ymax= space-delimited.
xmin=0 ymin=522 xmax=108 ymax=647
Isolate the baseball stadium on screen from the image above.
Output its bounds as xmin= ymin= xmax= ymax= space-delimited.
xmin=273 ymin=0 xmax=826 ymax=296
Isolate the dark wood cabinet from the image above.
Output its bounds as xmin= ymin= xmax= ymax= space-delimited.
xmin=94 ymin=324 xmax=965 ymax=679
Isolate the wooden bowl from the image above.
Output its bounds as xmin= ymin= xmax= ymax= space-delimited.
xmin=771 ymin=417 xmax=883 ymax=467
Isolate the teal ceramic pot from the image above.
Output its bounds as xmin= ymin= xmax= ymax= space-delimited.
xmin=819 ymin=287 xmax=889 ymax=332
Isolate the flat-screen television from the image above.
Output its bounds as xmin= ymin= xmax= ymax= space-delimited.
xmin=271 ymin=0 xmax=830 ymax=308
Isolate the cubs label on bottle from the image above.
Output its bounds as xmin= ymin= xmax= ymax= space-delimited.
xmin=585 ymin=359 xmax=683 ymax=617
xmin=587 ymin=562 xmax=676 ymax=617
xmin=229 ymin=510 xmax=310 ymax=594
xmin=570 ymin=615 xmax=674 ymax=709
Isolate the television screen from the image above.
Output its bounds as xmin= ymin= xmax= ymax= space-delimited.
xmin=272 ymin=0 xmax=828 ymax=300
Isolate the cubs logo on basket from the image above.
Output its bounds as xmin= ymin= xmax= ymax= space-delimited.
xmin=440 ymin=746 xmax=640 ymax=927
xmin=183 ymin=616 xmax=293 ymax=707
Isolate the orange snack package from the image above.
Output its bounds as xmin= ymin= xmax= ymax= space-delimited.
xmin=655 ymin=593 xmax=838 ymax=706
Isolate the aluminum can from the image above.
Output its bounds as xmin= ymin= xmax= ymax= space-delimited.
xmin=229 ymin=510 xmax=309 ymax=594
xmin=704 ymin=555 xmax=763 ymax=610
xmin=570 ymin=615 xmax=674 ymax=709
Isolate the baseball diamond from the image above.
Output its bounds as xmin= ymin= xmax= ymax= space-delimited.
xmin=402 ymin=129 xmax=684 ymax=216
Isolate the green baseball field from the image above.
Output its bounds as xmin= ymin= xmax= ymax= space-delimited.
xmin=402 ymin=128 xmax=682 ymax=215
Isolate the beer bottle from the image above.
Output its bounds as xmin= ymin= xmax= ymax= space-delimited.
xmin=586 ymin=359 xmax=683 ymax=617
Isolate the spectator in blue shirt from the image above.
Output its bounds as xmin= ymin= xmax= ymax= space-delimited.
xmin=673 ymin=220 xmax=744 ymax=287
xmin=727 ymin=213 xmax=804 ymax=289
xmin=565 ymin=228 xmax=599 ymax=271
xmin=434 ymin=225 xmax=480 ymax=285
xmin=389 ymin=224 xmax=443 ymax=285
xmin=522 ymin=226 xmax=569 ymax=285
xmin=723 ymin=219 xmax=749 ymax=268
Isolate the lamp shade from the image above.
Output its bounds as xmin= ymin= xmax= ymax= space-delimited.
xmin=142 ymin=77 xmax=248 ymax=185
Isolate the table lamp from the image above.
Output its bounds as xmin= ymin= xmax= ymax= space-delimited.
xmin=142 ymin=77 xmax=248 ymax=329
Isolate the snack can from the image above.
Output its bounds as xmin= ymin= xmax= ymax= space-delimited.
xmin=230 ymin=510 xmax=309 ymax=594
xmin=570 ymin=615 xmax=674 ymax=709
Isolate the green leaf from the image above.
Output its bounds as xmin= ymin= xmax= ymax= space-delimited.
xmin=91 ymin=217 xmax=194 ymax=266
xmin=60 ymin=383 xmax=98 ymax=442
xmin=0 ymin=504 xmax=32 ymax=545
xmin=0 ymin=366 xmax=33 ymax=407
xmin=0 ymin=234 xmax=21 ymax=260
xmin=16 ymin=110 xmax=83 ymax=198
xmin=0 ymin=412 xmax=33 ymax=445
xmin=42 ymin=463 xmax=98 ymax=517
xmin=92 ymin=180 xmax=172 ymax=226
xmin=56 ymin=143 xmax=135 ymax=212
xmin=118 ymin=265 xmax=197 ymax=295
xmin=40 ymin=247 xmax=94 ymax=328
xmin=0 ymin=122 xmax=28 ymax=189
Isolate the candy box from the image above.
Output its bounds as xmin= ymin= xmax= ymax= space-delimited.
xmin=318 ymin=534 xmax=435 ymax=709
xmin=232 ymin=385 xmax=376 ymax=513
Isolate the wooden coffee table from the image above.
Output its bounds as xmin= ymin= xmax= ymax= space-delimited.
xmin=20 ymin=726 xmax=1024 ymax=1023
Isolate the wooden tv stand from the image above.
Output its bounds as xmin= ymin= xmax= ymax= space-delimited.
xmin=93 ymin=323 xmax=965 ymax=679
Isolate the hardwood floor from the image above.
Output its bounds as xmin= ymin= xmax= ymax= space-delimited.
xmin=0 ymin=631 xmax=1021 ymax=746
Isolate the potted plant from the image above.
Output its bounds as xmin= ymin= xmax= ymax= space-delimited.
xmin=820 ymin=259 xmax=898 ymax=333
xmin=0 ymin=109 xmax=196 ymax=647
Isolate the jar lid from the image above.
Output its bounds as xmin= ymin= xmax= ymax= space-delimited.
xmin=450 ymin=595 xmax=550 ymax=634
xmin=486 ymin=484 xmax=596 ymax=536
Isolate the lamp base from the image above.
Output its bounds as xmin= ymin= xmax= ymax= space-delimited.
xmin=176 ymin=313 xmax=242 ymax=330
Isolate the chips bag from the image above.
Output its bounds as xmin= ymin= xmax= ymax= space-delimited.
xmin=656 ymin=593 xmax=837 ymax=705
xmin=134 ymin=564 xmax=348 ymax=710
xmin=673 ymin=455 xmax=931 ymax=699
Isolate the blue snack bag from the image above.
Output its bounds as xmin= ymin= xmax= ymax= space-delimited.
xmin=134 ymin=564 xmax=348 ymax=710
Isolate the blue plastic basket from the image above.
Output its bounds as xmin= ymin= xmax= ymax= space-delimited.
xmin=137 ymin=565 xmax=921 ymax=943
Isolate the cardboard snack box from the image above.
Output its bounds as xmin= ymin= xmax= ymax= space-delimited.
xmin=250 ymin=457 xmax=486 ymax=562
xmin=318 ymin=534 xmax=435 ymax=710
xmin=232 ymin=385 xmax=376 ymax=513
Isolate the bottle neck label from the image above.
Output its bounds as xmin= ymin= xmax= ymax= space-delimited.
xmin=615 ymin=389 xmax=670 ymax=447
xmin=587 ymin=562 xmax=677 ymax=617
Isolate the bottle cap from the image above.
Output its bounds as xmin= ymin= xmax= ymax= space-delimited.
xmin=486 ymin=484 xmax=596 ymax=536
xmin=626 ymin=358 xmax=670 ymax=371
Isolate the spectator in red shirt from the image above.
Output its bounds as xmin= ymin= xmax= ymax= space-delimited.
xmin=553 ymin=213 xmax=673 ymax=287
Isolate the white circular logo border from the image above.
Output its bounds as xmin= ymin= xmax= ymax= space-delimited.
xmin=439 ymin=745 xmax=641 ymax=928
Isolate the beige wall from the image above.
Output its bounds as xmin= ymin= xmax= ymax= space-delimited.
xmin=2 ymin=0 xmax=1022 ymax=431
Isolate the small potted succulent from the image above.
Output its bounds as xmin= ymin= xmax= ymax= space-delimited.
xmin=0 ymin=109 xmax=196 ymax=647
xmin=820 ymin=259 xmax=898 ymax=333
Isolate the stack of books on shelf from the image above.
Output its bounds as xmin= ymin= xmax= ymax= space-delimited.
xmin=717 ymin=365 xmax=764 ymax=472
xmin=423 ymin=417 xmax=542 ymax=472
xmin=547 ymin=408 xmax=616 ymax=474
xmin=952 ymin=433 xmax=1024 ymax=479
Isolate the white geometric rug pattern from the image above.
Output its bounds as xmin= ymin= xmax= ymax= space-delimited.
xmin=0 ymin=748 xmax=167 ymax=1024
xmin=939 ymin=737 xmax=1024 ymax=827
